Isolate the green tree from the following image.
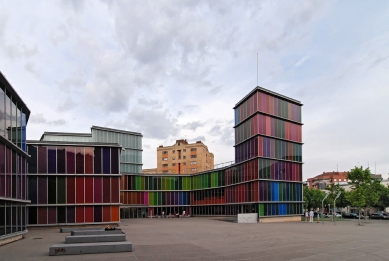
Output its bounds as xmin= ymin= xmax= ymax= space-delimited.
xmin=303 ymin=186 xmax=326 ymax=211
xmin=347 ymin=166 xmax=380 ymax=225
xmin=374 ymin=184 xmax=389 ymax=209
xmin=325 ymin=184 xmax=350 ymax=210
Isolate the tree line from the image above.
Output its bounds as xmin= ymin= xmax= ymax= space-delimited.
xmin=304 ymin=167 xmax=389 ymax=224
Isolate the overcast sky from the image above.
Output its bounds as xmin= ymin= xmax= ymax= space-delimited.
xmin=1 ymin=0 xmax=388 ymax=180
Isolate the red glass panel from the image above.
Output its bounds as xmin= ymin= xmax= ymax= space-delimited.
xmin=103 ymin=206 xmax=110 ymax=222
xmin=38 ymin=207 xmax=47 ymax=224
xmin=66 ymin=147 xmax=75 ymax=174
xmin=103 ymin=177 xmax=110 ymax=203
xmin=85 ymin=206 xmax=93 ymax=223
xmin=111 ymin=177 xmax=119 ymax=203
xmin=76 ymin=177 xmax=85 ymax=204
xmin=85 ymin=177 xmax=93 ymax=203
xmin=76 ymin=206 xmax=84 ymax=223
xmin=94 ymin=177 xmax=102 ymax=203
xmin=85 ymin=147 xmax=93 ymax=174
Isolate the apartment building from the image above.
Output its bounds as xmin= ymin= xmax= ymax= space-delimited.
xmin=156 ymin=140 xmax=214 ymax=174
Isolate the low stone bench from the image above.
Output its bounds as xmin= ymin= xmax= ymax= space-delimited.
xmin=65 ymin=234 xmax=126 ymax=244
xmin=49 ymin=241 xmax=132 ymax=256
xmin=60 ymin=227 xmax=104 ymax=233
xmin=71 ymin=230 xmax=123 ymax=236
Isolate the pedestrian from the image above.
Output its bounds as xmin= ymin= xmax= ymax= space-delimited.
xmin=309 ymin=209 xmax=314 ymax=223
xmin=317 ymin=212 xmax=320 ymax=223
xmin=183 ymin=210 xmax=186 ymax=217
xmin=305 ymin=210 xmax=309 ymax=223
xmin=162 ymin=211 xmax=165 ymax=218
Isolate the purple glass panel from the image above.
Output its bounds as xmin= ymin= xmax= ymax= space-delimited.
xmin=0 ymin=143 xmax=5 ymax=197
xmin=66 ymin=147 xmax=75 ymax=174
xmin=38 ymin=176 xmax=47 ymax=204
xmin=47 ymin=147 xmax=56 ymax=174
xmin=166 ymin=192 xmax=170 ymax=205
xmin=174 ymin=192 xmax=178 ymax=206
xmin=76 ymin=147 xmax=84 ymax=174
xmin=94 ymin=147 xmax=101 ymax=174
xmin=57 ymin=147 xmax=66 ymax=174
xmin=102 ymin=148 xmax=110 ymax=174
xmin=38 ymin=146 xmax=47 ymax=174
xmin=48 ymin=207 xmax=56 ymax=224
xmin=111 ymin=148 xmax=119 ymax=174
xmin=94 ymin=206 xmax=102 ymax=222
xmin=94 ymin=177 xmax=102 ymax=203
xmin=67 ymin=206 xmax=75 ymax=223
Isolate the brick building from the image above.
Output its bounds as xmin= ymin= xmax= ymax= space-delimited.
xmin=307 ymin=171 xmax=382 ymax=189
xmin=156 ymin=140 xmax=214 ymax=174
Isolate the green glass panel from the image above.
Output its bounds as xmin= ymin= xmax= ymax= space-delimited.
xmin=259 ymin=204 xmax=264 ymax=216
xmin=57 ymin=176 xmax=66 ymax=204
xmin=149 ymin=192 xmax=154 ymax=206
xmin=170 ymin=177 xmax=174 ymax=190
xmin=154 ymin=192 xmax=158 ymax=205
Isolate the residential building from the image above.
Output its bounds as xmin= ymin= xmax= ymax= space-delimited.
xmin=0 ymin=72 xmax=30 ymax=244
xmin=122 ymin=86 xmax=304 ymax=222
xmin=307 ymin=171 xmax=382 ymax=189
xmin=142 ymin=168 xmax=157 ymax=174
xmin=156 ymin=140 xmax=214 ymax=174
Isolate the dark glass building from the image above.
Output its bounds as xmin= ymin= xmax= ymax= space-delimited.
xmin=121 ymin=86 xmax=304 ymax=221
xmin=0 ymin=72 xmax=30 ymax=244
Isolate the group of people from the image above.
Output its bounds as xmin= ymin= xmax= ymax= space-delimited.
xmin=305 ymin=209 xmax=315 ymax=223
xmin=160 ymin=210 xmax=186 ymax=218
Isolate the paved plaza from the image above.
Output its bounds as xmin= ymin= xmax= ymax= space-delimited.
xmin=1 ymin=218 xmax=389 ymax=261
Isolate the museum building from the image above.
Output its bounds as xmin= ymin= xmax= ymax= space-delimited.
xmin=0 ymin=72 xmax=30 ymax=244
xmin=121 ymin=86 xmax=304 ymax=221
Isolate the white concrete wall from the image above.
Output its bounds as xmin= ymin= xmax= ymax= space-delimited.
xmin=237 ymin=213 xmax=257 ymax=223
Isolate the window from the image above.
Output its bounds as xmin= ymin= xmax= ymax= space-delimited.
xmin=162 ymin=158 xmax=168 ymax=161
xmin=172 ymin=163 xmax=176 ymax=166
xmin=191 ymin=148 xmax=196 ymax=151
xmin=191 ymin=155 xmax=197 ymax=158
xmin=162 ymin=151 xmax=168 ymax=154
xmin=172 ymin=150 xmax=175 ymax=153
xmin=163 ymin=171 xmax=168 ymax=173
xmin=162 ymin=164 xmax=168 ymax=167
xmin=183 ymin=156 xmax=186 ymax=159
xmin=183 ymin=149 xmax=186 ymax=152
xmin=334 ymin=179 xmax=337 ymax=181
xmin=191 ymin=161 xmax=197 ymax=165
xmin=183 ymin=162 xmax=186 ymax=165
xmin=172 ymin=156 xmax=176 ymax=160
xmin=183 ymin=169 xmax=186 ymax=172
xmin=172 ymin=170 xmax=176 ymax=173
xmin=191 ymin=168 xmax=197 ymax=172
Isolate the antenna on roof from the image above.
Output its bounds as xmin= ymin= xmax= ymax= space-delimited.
xmin=257 ymin=52 xmax=259 ymax=87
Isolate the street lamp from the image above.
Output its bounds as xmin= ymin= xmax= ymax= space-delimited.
xmin=322 ymin=191 xmax=330 ymax=225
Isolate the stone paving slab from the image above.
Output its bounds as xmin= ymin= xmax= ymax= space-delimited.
xmin=2 ymin=218 xmax=389 ymax=260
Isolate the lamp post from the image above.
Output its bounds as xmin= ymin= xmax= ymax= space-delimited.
xmin=334 ymin=191 xmax=341 ymax=225
xmin=322 ymin=191 xmax=330 ymax=225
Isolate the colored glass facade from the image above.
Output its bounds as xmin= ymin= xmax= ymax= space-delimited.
xmin=121 ymin=86 xmax=303 ymax=220
xmin=26 ymin=142 xmax=121 ymax=226
xmin=0 ymin=72 xmax=30 ymax=241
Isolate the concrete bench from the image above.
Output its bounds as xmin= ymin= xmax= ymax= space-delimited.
xmin=71 ymin=230 xmax=123 ymax=236
xmin=60 ymin=227 xmax=104 ymax=233
xmin=65 ymin=234 xmax=126 ymax=244
xmin=49 ymin=241 xmax=132 ymax=256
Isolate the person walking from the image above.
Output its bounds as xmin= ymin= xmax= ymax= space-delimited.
xmin=305 ymin=210 xmax=309 ymax=223
xmin=309 ymin=209 xmax=314 ymax=223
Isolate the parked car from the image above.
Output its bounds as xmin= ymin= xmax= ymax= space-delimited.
xmin=342 ymin=212 xmax=364 ymax=219
xmin=369 ymin=213 xmax=389 ymax=220
xmin=325 ymin=213 xmax=341 ymax=218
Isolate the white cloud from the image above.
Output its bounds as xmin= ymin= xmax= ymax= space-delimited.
xmin=1 ymin=0 xmax=389 ymax=178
